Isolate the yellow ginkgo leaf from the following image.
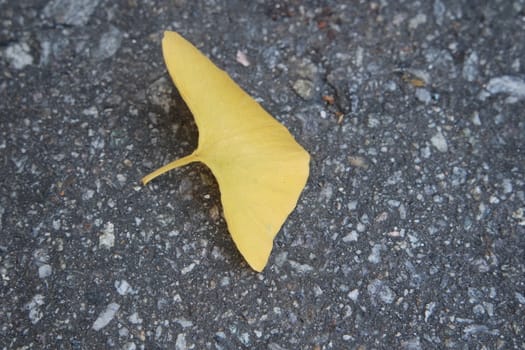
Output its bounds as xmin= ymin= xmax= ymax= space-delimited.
xmin=142 ymin=31 xmax=310 ymax=272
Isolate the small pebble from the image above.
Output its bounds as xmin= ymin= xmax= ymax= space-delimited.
xmin=409 ymin=13 xmax=427 ymax=29
xmin=44 ymin=0 xmax=101 ymax=26
xmin=288 ymin=260 xmax=314 ymax=274
xmin=115 ymin=280 xmax=132 ymax=295
xmin=38 ymin=264 xmax=52 ymax=278
xmin=462 ymin=51 xmax=479 ymax=82
xmin=368 ymin=244 xmax=382 ymax=264
xmin=368 ymin=279 xmax=395 ymax=304
xmin=348 ymin=289 xmax=359 ymax=302
xmin=430 ymin=130 xmax=448 ymax=152
xmin=479 ymin=75 xmax=525 ymax=102
xmin=128 ymin=312 xmax=142 ymax=324
xmin=415 ymin=88 xmax=432 ymax=103
xmin=99 ymin=222 xmax=115 ymax=249
xmin=175 ymin=334 xmax=187 ymax=350
xmin=92 ymin=302 xmax=120 ymax=331
xmin=94 ymin=26 xmax=123 ymax=60
xmin=3 ymin=42 xmax=33 ymax=69
xmin=292 ymin=79 xmax=315 ymax=100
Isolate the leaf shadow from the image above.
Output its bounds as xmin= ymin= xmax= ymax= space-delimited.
xmin=150 ymin=88 xmax=246 ymax=270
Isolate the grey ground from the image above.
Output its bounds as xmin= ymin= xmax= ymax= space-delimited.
xmin=1 ymin=0 xmax=525 ymax=349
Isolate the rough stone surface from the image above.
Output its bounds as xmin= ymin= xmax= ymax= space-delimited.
xmin=1 ymin=1 xmax=524 ymax=349
xmin=479 ymin=75 xmax=525 ymax=102
xmin=44 ymin=0 xmax=101 ymax=26
xmin=2 ymin=42 xmax=34 ymax=69
xmin=92 ymin=302 xmax=121 ymax=331
xmin=93 ymin=25 xmax=123 ymax=61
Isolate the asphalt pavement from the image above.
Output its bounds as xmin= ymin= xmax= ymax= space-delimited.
xmin=1 ymin=1 xmax=524 ymax=349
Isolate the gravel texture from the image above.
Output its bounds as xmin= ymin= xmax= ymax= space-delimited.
xmin=1 ymin=1 xmax=525 ymax=349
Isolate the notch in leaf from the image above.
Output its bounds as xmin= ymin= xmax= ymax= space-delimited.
xmin=142 ymin=31 xmax=310 ymax=272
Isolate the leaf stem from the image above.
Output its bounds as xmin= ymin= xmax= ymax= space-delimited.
xmin=141 ymin=153 xmax=199 ymax=185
